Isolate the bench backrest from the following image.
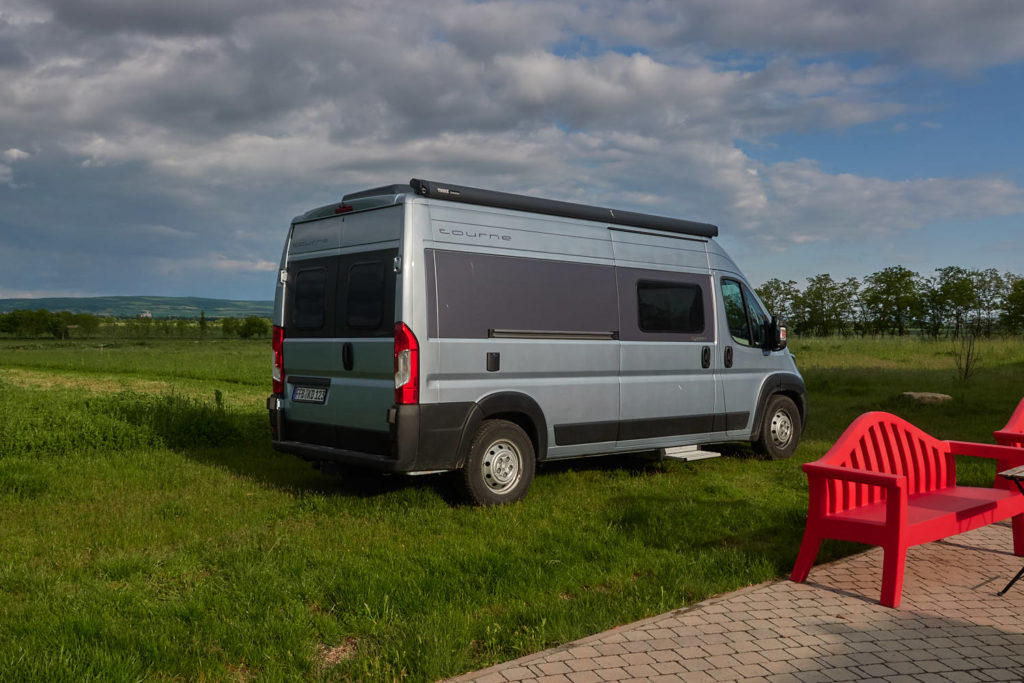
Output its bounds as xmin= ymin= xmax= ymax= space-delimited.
xmin=995 ymin=397 xmax=1024 ymax=448
xmin=814 ymin=412 xmax=955 ymax=514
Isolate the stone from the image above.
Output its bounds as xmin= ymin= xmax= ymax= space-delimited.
xmin=899 ymin=392 xmax=952 ymax=404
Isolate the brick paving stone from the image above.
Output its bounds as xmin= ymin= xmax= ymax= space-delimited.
xmin=651 ymin=660 xmax=685 ymax=675
xmin=594 ymin=667 xmax=627 ymax=682
xmin=500 ymin=666 xmax=533 ymax=681
xmin=791 ymin=671 xmax=833 ymax=683
xmin=566 ymin=672 xmax=602 ymax=683
xmin=537 ymin=662 xmax=571 ymax=676
xmin=817 ymin=668 xmax=861 ymax=681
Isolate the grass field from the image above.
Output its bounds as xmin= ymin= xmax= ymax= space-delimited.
xmin=1 ymin=336 xmax=1022 ymax=681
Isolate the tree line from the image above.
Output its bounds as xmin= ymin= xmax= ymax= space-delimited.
xmin=0 ymin=309 xmax=271 ymax=340
xmin=756 ymin=266 xmax=1024 ymax=337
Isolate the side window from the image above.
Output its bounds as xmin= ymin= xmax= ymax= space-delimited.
xmin=346 ymin=262 xmax=385 ymax=329
xmin=743 ymin=285 xmax=768 ymax=348
xmin=721 ymin=279 xmax=750 ymax=346
xmin=293 ymin=268 xmax=326 ymax=330
xmin=637 ymin=281 xmax=704 ymax=334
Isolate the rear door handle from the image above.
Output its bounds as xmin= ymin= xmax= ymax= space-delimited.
xmin=342 ymin=342 xmax=354 ymax=371
xmin=701 ymin=346 xmax=711 ymax=369
xmin=724 ymin=346 xmax=733 ymax=368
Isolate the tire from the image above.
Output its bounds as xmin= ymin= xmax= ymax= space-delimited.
xmin=753 ymin=395 xmax=801 ymax=460
xmin=460 ymin=420 xmax=535 ymax=506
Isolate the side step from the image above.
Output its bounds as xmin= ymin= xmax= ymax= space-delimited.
xmin=658 ymin=445 xmax=721 ymax=462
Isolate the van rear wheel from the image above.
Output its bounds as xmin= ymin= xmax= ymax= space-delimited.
xmin=753 ymin=395 xmax=800 ymax=460
xmin=461 ymin=420 xmax=535 ymax=506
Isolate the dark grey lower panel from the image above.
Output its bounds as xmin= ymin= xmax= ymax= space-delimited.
xmin=554 ymin=412 xmax=750 ymax=446
xmin=270 ymin=401 xmax=477 ymax=472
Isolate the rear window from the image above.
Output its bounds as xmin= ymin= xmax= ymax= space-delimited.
xmin=293 ymin=268 xmax=326 ymax=330
xmin=637 ymin=281 xmax=704 ymax=334
xmin=286 ymin=248 xmax=398 ymax=339
xmin=345 ymin=262 xmax=386 ymax=330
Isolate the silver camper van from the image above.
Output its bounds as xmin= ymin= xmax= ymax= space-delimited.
xmin=267 ymin=179 xmax=806 ymax=505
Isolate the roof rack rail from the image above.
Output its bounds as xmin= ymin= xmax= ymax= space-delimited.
xmin=408 ymin=178 xmax=718 ymax=238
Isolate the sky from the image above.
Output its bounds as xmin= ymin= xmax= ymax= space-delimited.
xmin=2 ymin=0 xmax=1024 ymax=302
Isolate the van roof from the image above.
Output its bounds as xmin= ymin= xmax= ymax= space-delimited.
xmin=299 ymin=178 xmax=719 ymax=238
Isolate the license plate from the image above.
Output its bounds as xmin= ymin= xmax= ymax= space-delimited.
xmin=292 ymin=386 xmax=328 ymax=404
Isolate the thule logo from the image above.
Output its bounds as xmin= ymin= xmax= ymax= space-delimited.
xmin=438 ymin=227 xmax=512 ymax=241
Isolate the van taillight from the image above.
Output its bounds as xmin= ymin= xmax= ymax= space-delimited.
xmin=272 ymin=325 xmax=285 ymax=394
xmin=394 ymin=322 xmax=419 ymax=404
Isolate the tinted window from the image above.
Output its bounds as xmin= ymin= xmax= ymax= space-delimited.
xmin=293 ymin=268 xmax=326 ymax=330
xmin=428 ymin=250 xmax=618 ymax=339
xmin=721 ymin=279 xmax=750 ymax=345
xmin=346 ymin=262 xmax=385 ymax=329
xmin=637 ymin=281 xmax=704 ymax=333
xmin=743 ymin=285 xmax=768 ymax=347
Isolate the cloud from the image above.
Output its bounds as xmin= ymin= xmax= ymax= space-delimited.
xmin=0 ymin=0 xmax=1023 ymax=297
xmin=3 ymin=148 xmax=31 ymax=161
xmin=759 ymin=159 xmax=1024 ymax=240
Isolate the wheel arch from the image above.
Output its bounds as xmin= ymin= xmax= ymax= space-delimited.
xmin=749 ymin=372 xmax=807 ymax=441
xmin=455 ymin=392 xmax=548 ymax=467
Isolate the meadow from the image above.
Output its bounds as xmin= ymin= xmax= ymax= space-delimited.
xmin=0 ymin=336 xmax=1021 ymax=681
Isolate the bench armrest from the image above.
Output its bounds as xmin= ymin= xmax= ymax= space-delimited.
xmin=946 ymin=440 xmax=1024 ymax=464
xmin=802 ymin=462 xmax=907 ymax=524
xmin=803 ymin=462 xmax=905 ymax=489
xmin=994 ymin=430 xmax=1024 ymax=445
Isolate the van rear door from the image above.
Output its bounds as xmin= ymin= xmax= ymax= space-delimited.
xmin=282 ymin=206 xmax=402 ymax=454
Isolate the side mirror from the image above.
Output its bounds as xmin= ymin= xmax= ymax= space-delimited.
xmin=766 ymin=315 xmax=788 ymax=351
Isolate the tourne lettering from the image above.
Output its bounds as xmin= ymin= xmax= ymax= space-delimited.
xmin=438 ymin=227 xmax=511 ymax=241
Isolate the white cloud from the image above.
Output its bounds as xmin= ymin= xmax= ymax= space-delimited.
xmin=2 ymin=148 xmax=30 ymax=162
xmin=759 ymin=159 xmax=1024 ymax=239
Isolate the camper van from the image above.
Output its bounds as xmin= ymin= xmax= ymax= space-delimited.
xmin=267 ymin=179 xmax=806 ymax=505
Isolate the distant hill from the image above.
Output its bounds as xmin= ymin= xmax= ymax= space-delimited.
xmin=0 ymin=296 xmax=273 ymax=319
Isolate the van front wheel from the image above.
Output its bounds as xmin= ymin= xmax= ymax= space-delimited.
xmin=461 ymin=420 xmax=535 ymax=506
xmin=753 ymin=395 xmax=800 ymax=460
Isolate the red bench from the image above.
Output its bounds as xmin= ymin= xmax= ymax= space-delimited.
xmin=790 ymin=411 xmax=1024 ymax=607
xmin=995 ymin=397 xmax=1024 ymax=448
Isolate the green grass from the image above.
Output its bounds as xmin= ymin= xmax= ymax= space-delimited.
xmin=0 ymin=335 xmax=1022 ymax=680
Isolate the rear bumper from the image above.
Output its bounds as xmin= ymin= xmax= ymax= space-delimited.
xmin=267 ymin=395 xmax=475 ymax=473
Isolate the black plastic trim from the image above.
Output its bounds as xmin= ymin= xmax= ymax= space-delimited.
xmin=409 ymin=178 xmax=718 ymax=238
xmin=458 ymin=393 xmax=549 ymax=464
xmin=554 ymin=411 xmax=750 ymax=446
xmin=287 ymin=376 xmax=331 ymax=388
xmin=394 ymin=402 xmax=476 ymax=471
xmin=749 ymin=373 xmax=808 ymax=439
xmin=272 ymin=440 xmax=400 ymax=471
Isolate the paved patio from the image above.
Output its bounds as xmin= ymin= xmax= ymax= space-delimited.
xmin=447 ymin=522 xmax=1024 ymax=682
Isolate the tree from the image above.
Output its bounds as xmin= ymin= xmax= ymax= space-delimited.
xmin=970 ymin=267 xmax=1009 ymax=336
xmin=929 ymin=266 xmax=977 ymax=338
xmin=860 ymin=266 xmax=921 ymax=336
xmin=199 ymin=310 xmax=208 ymax=336
xmin=221 ymin=317 xmax=239 ymax=337
xmin=791 ymin=274 xmax=857 ymax=336
xmin=1002 ymin=276 xmax=1024 ymax=334
xmin=238 ymin=316 xmax=270 ymax=338
xmin=755 ymin=278 xmax=799 ymax=320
